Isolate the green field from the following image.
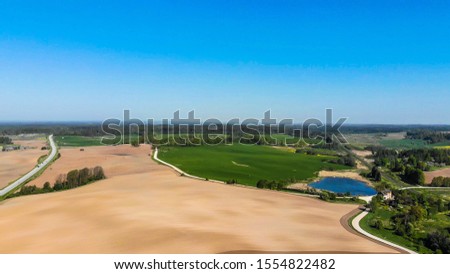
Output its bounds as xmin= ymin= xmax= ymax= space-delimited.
xmin=269 ymin=134 xmax=322 ymax=145
xmin=157 ymin=144 xmax=348 ymax=186
xmin=55 ymin=136 xmax=105 ymax=146
xmin=55 ymin=135 xmax=140 ymax=146
xmin=379 ymin=139 xmax=430 ymax=149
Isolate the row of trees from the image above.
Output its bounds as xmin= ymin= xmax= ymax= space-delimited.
xmin=11 ymin=166 xmax=106 ymax=198
xmin=9 ymin=166 xmax=106 ymax=197
xmin=371 ymin=147 xmax=450 ymax=169
xmin=54 ymin=166 xmax=105 ymax=190
xmin=406 ymin=130 xmax=450 ymax=144
xmin=256 ymin=179 xmax=287 ymax=190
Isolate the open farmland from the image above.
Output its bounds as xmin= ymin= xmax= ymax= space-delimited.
xmin=0 ymin=144 xmax=396 ymax=253
xmin=0 ymin=138 xmax=47 ymax=189
xmin=157 ymin=144 xmax=347 ymax=186
xmin=30 ymin=144 xmax=152 ymax=188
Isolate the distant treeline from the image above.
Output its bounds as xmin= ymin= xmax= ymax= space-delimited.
xmin=0 ymin=123 xmax=103 ymax=136
xmin=368 ymin=147 xmax=450 ymax=185
xmin=8 ymin=166 xmax=105 ymax=198
xmin=406 ymin=130 xmax=450 ymax=144
xmin=2 ymin=122 xmax=450 ymax=138
xmin=372 ymin=147 xmax=450 ymax=166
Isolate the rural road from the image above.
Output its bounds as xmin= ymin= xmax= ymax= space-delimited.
xmin=350 ymin=209 xmax=417 ymax=254
xmin=400 ymin=186 xmax=450 ymax=190
xmin=0 ymin=134 xmax=57 ymax=197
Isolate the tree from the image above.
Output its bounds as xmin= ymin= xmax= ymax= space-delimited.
xmin=53 ymin=182 xmax=64 ymax=191
xmin=66 ymin=169 xmax=80 ymax=188
xmin=43 ymin=182 xmax=52 ymax=191
xmin=79 ymin=167 xmax=90 ymax=185
xmin=425 ymin=231 xmax=450 ymax=254
xmin=130 ymin=139 xmax=140 ymax=147
xmin=268 ymin=181 xmax=278 ymax=190
xmin=369 ymin=195 xmax=383 ymax=212
xmin=371 ymin=166 xmax=382 ymax=181
xmin=319 ymin=192 xmax=330 ymax=201
xmin=93 ymin=166 xmax=105 ymax=180
xmin=256 ymin=180 xmax=268 ymax=189
xmin=369 ymin=217 xmax=383 ymax=230
xmin=404 ymin=167 xmax=425 ymax=185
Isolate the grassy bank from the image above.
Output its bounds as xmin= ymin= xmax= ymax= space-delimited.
xmin=360 ymin=210 xmax=432 ymax=253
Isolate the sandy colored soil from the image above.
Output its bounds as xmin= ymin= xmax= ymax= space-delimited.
xmin=31 ymin=145 xmax=153 ymax=187
xmin=318 ymin=170 xmax=372 ymax=185
xmin=287 ymin=182 xmax=313 ymax=191
xmin=0 ymin=139 xmax=47 ymax=189
xmin=352 ymin=150 xmax=372 ymax=158
xmin=425 ymin=167 xmax=450 ymax=184
xmin=0 ymin=144 xmax=397 ymax=253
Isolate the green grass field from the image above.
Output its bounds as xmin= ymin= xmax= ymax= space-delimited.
xmin=157 ymin=144 xmax=348 ymax=186
xmin=269 ymin=134 xmax=322 ymax=145
xmin=55 ymin=136 xmax=105 ymax=146
xmin=379 ymin=139 xmax=430 ymax=149
xmin=55 ymin=135 xmax=140 ymax=146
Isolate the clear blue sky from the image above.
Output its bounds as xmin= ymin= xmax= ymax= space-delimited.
xmin=1 ymin=0 xmax=449 ymax=123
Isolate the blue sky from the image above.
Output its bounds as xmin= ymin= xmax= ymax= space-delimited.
xmin=1 ymin=0 xmax=449 ymax=123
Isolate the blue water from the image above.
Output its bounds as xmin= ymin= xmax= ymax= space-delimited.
xmin=310 ymin=177 xmax=377 ymax=196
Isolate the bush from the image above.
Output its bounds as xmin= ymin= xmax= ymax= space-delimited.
xmin=425 ymin=230 xmax=450 ymax=254
xmin=256 ymin=179 xmax=268 ymax=189
xmin=319 ymin=192 xmax=330 ymax=201
xmin=369 ymin=218 xmax=384 ymax=230
xmin=130 ymin=139 xmax=140 ymax=147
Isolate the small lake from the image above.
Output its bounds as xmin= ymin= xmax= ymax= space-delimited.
xmin=310 ymin=177 xmax=377 ymax=196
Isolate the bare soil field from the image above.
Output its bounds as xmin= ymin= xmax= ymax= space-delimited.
xmin=0 ymin=144 xmax=397 ymax=253
xmin=31 ymin=145 xmax=152 ymax=187
xmin=425 ymin=167 xmax=450 ymax=184
xmin=352 ymin=150 xmax=372 ymax=158
xmin=0 ymin=139 xmax=47 ymax=189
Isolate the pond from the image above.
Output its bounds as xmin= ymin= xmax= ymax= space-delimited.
xmin=310 ymin=177 xmax=377 ymax=196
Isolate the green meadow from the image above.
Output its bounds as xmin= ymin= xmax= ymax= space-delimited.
xmin=55 ymin=136 xmax=104 ymax=146
xmin=55 ymin=135 xmax=141 ymax=146
xmin=157 ymin=144 xmax=347 ymax=186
